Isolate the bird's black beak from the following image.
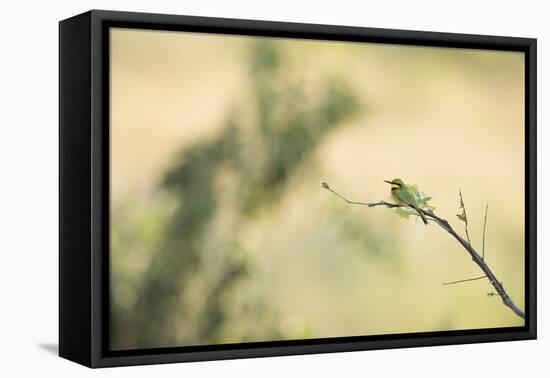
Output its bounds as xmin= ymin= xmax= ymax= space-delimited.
xmin=384 ymin=180 xmax=394 ymax=185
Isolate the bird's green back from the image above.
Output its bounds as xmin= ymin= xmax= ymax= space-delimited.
xmin=394 ymin=184 xmax=419 ymax=206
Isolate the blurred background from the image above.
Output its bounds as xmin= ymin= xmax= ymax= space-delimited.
xmin=109 ymin=28 xmax=525 ymax=351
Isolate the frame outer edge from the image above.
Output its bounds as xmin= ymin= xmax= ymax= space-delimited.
xmin=75 ymin=9 xmax=537 ymax=368
xmin=59 ymin=11 xmax=93 ymax=367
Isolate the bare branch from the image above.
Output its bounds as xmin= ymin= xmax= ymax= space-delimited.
xmin=367 ymin=201 xmax=402 ymax=209
xmin=322 ymin=182 xmax=525 ymax=320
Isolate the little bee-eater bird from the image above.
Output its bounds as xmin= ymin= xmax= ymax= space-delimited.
xmin=384 ymin=178 xmax=428 ymax=225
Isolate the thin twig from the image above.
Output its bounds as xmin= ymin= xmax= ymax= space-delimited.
xmin=482 ymin=205 xmax=489 ymax=260
xmin=321 ymin=182 xmax=371 ymax=206
xmin=322 ymin=182 xmax=525 ymax=320
xmin=443 ymin=275 xmax=487 ymax=286
xmin=459 ymin=190 xmax=472 ymax=246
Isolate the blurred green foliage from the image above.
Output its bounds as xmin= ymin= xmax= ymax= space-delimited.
xmin=111 ymin=40 xmax=361 ymax=349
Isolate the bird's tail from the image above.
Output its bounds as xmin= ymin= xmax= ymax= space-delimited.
xmin=411 ymin=205 xmax=428 ymax=225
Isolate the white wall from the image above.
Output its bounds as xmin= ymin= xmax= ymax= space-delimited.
xmin=0 ymin=0 xmax=546 ymax=376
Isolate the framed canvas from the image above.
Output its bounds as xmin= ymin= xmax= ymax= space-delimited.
xmin=59 ymin=10 xmax=536 ymax=368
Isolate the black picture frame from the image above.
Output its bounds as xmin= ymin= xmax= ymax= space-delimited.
xmin=59 ymin=9 xmax=537 ymax=368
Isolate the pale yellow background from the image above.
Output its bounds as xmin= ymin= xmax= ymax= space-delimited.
xmin=110 ymin=28 xmax=524 ymax=349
